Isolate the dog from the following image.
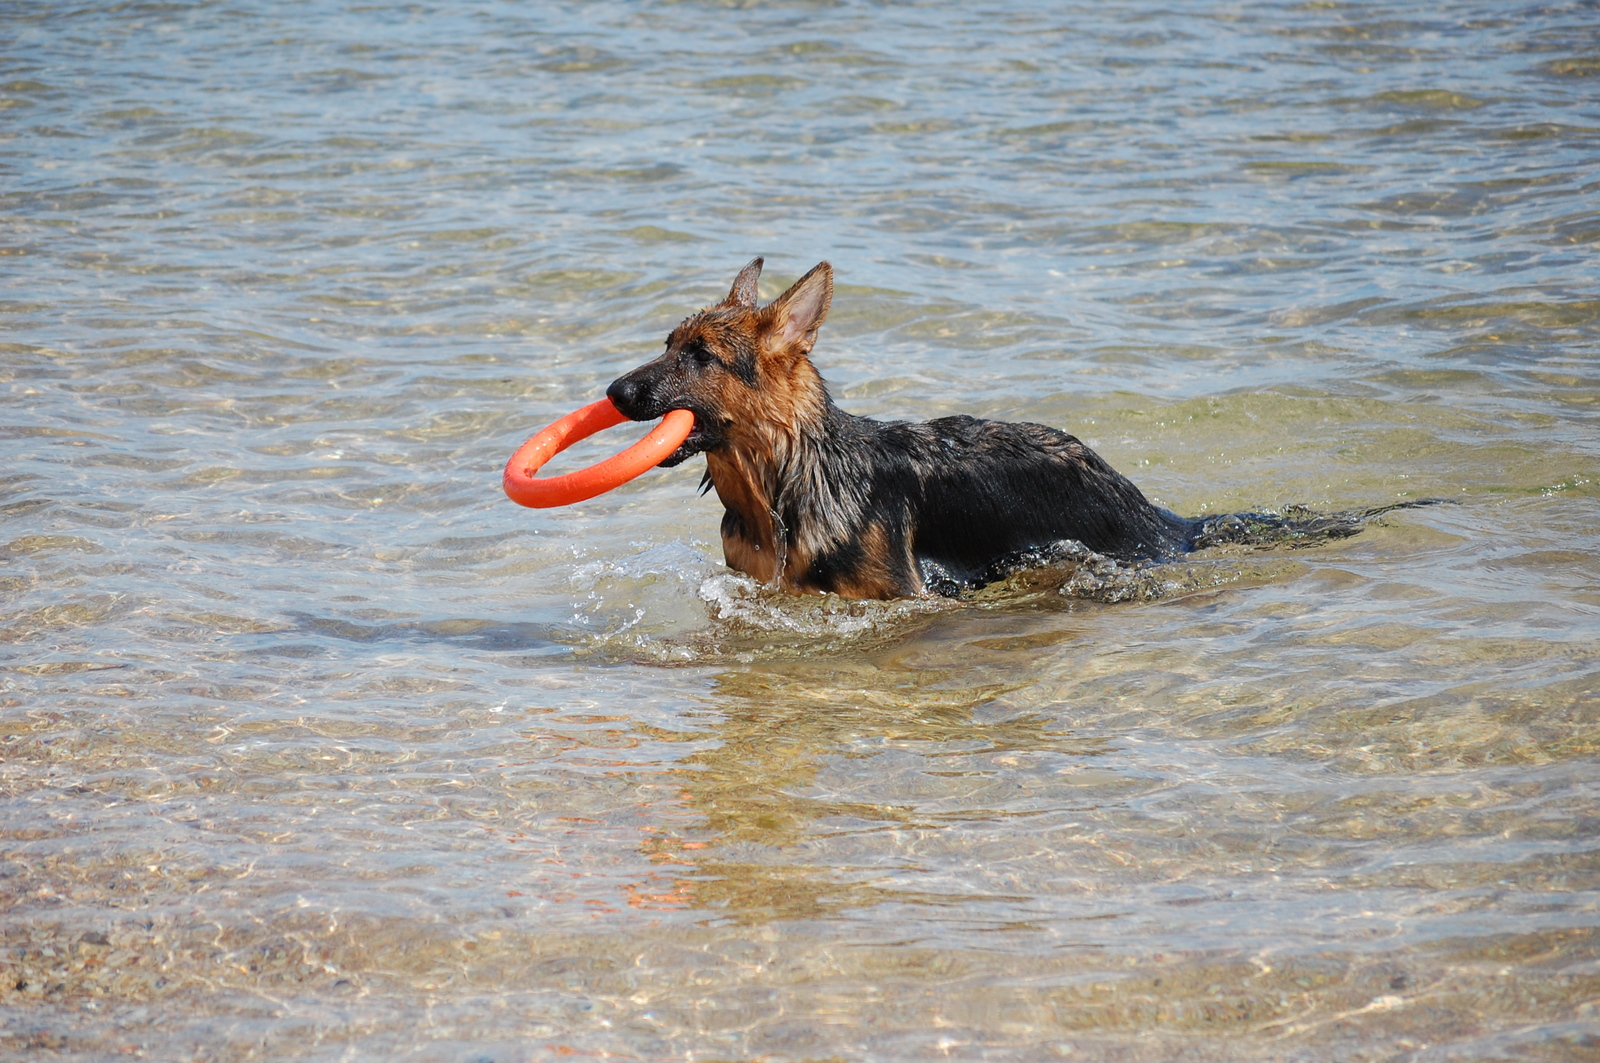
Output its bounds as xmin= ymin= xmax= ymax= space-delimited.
xmin=606 ymin=258 xmax=1385 ymax=600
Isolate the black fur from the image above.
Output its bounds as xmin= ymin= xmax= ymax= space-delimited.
xmin=783 ymin=406 xmax=1194 ymax=595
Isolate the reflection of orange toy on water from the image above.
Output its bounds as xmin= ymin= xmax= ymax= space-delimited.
xmin=502 ymin=398 xmax=694 ymax=508
xmin=625 ymin=878 xmax=695 ymax=912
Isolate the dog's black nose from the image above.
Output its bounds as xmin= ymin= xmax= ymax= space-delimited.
xmin=606 ymin=375 xmax=647 ymax=419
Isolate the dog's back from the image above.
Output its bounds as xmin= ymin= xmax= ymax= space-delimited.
xmin=886 ymin=414 xmax=1193 ymax=588
xmin=779 ymin=408 xmax=1193 ymax=597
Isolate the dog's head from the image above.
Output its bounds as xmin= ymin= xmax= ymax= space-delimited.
xmin=606 ymin=258 xmax=833 ymax=466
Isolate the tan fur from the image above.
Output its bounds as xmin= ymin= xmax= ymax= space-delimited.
xmin=820 ymin=523 xmax=902 ymax=600
xmin=609 ymin=260 xmax=904 ymax=595
xmin=705 ymin=446 xmax=782 ymax=584
xmin=676 ymin=266 xmax=836 ymax=592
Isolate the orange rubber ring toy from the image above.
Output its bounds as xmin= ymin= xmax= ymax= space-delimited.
xmin=503 ymin=398 xmax=695 ymax=508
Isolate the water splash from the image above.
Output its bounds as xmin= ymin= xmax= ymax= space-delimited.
xmin=961 ymin=538 xmax=1310 ymax=605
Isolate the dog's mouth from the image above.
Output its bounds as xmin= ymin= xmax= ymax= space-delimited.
xmin=656 ymin=415 xmax=713 ymax=468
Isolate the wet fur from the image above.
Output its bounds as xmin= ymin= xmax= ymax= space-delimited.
xmin=606 ymin=259 xmax=1402 ymax=600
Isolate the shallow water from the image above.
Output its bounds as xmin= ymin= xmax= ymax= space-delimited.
xmin=3 ymin=1 xmax=1599 ymax=1059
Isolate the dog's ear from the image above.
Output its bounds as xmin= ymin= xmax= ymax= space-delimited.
xmin=762 ymin=261 xmax=832 ymax=355
xmin=722 ymin=257 xmax=764 ymax=308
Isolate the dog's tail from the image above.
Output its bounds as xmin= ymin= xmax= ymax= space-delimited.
xmin=1187 ymin=498 xmax=1454 ymax=552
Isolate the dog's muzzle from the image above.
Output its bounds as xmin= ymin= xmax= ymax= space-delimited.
xmin=605 ymin=373 xmax=661 ymax=421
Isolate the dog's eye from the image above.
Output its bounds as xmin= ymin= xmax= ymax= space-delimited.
xmin=688 ymin=344 xmax=718 ymax=368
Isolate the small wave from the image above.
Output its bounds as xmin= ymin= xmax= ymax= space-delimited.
xmin=563 ymin=536 xmax=1309 ymax=665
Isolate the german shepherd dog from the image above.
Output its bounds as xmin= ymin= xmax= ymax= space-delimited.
xmin=607 ymin=259 xmax=1389 ymax=600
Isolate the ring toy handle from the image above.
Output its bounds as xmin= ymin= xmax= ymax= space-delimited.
xmin=503 ymin=398 xmax=695 ymax=508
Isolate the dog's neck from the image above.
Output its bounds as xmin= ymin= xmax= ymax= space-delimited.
xmin=703 ymin=357 xmax=835 ymax=586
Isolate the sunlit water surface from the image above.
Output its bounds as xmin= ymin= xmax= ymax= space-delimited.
xmin=4 ymin=1 xmax=1599 ymax=1059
